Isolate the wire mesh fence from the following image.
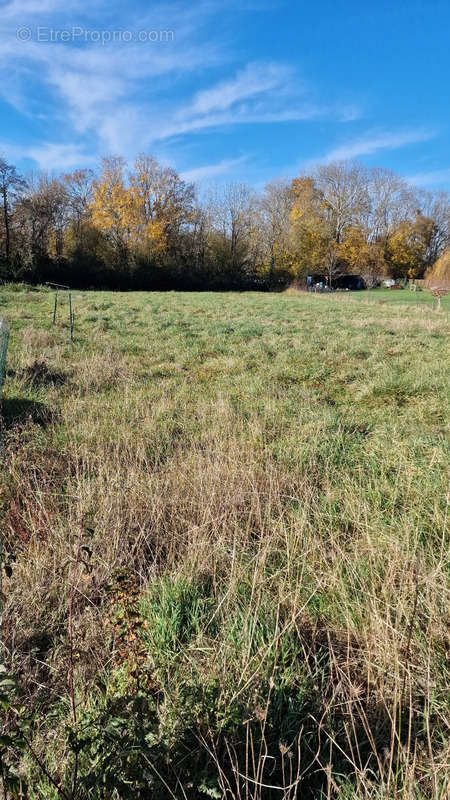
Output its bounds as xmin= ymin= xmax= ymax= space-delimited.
xmin=0 ymin=316 xmax=10 ymax=391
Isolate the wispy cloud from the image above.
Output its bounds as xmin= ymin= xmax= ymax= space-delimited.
xmin=148 ymin=103 xmax=323 ymax=144
xmin=190 ymin=61 xmax=292 ymax=114
xmin=0 ymin=139 xmax=95 ymax=170
xmin=25 ymin=141 xmax=96 ymax=170
xmin=0 ymin=0 xmax=223 ymax=159
xmin=408 ymin=167 xmax=450 ymax=187
xmin=139 ymin=61 xmax=329 ymax=148
xmin=1 ymin=36 xmax=331 ymax=165
xmin=0 ymin=0 xmax=363 ymax=173
xmin=0 ymin=0 xmax=363 ymax=169
xmin=317 ymin=129 xmax=435 ymax=163
xmin=1 ymin=0 xmax=81 ymax=18
xmin=180 ymin=155 xmax=248 ymax=182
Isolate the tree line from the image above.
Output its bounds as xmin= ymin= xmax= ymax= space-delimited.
xmin=0 ymin=154 xmax=449 ymax=290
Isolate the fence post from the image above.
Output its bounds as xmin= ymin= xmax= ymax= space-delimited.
xmin=0 ymin=317 xmax=9 ymax=393
xmin=69 ymin=292 xmax=73 ymax=341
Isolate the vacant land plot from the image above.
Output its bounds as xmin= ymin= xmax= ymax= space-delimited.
xmin=1 ymin=286 xmax=449 ymax=799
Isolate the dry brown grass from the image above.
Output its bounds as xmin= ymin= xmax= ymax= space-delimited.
xmin=1 ymin=286 xmax=449 ymax=798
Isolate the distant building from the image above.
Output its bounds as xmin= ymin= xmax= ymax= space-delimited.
xmin=306 ymin=274 xmax=365 ymax=290
xmin=334 ymin=274 xmax=365 ymax=290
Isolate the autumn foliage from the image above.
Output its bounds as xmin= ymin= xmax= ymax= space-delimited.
xmin=0 ymin=155 xmax=449 ymax=289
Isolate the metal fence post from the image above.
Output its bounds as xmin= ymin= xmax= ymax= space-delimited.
xmin=69 ymin=292 xmax=74 ymax=341
xmin=0 ymin=317 xmax=9 ymax=392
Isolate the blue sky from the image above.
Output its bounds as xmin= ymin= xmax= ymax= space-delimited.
xmin=1 ymin=0 xmax=449 ymax=189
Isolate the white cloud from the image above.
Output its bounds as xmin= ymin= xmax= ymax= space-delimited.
xmin=191 ymin=61 xmax=292 ymax=114
xmin=408 ymin=167 xmax=450 ymax=187
xmin=135 ymin=62 xmax=323 ymax=148
xmin=25 ymin=141 xmax=96 ymax=170
xmin=318 ymin=129 xmax=435 ymax=163
xmin=0 ymin=0 xmax=362 ymax=172
xmin=1 ymin=0 xmax=81 ymax=18
xmin=0 ymin=139 xmax=95 ymax=170
xmin=180 ymin=155 xmax=248 ymax=182
xmin=0 ymin=1 xmax=232 ymax=159
xmin=144 ymin=103 xmax=322 ymax=145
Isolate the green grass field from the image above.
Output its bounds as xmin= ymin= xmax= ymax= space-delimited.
xmin=345 ymin=286 xmax=450 ymax=308
xmin=1 ymin=285 xmax=449 ymax=799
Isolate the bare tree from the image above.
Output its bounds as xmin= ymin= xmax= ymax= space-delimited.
xmin=259 ymin=179 xmax=293 ymax=282
xmin=416 ymin=188 xmax=450 ymax=265
xmin=367 ymin=167 xmax=412 ymax=242
xmin=16 ymin=173 xmax=69 ymax=261
xmin=314 ymin=161 xmax=371 ymax=243
xmin=0 ymin=158 xmax=25 ymax=262
xmin=206 ymin=182 xmax=257 ymax=274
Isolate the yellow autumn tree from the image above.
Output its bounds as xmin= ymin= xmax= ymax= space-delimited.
xmin=339 ymin=226 xmax=386 ymax=287
xmin=128 ymin=155 xmax=195 ymax=262
xmin=424 ymin=248 xmax=450 ymax=286
xmin=91 ymin=157 xmax=135 ymax=265
xmin=290 ymin=177 xmax=331 ymax=278
xmin=424 ymin=249 xmax=450 ymax=308
xmin=386 ymin=214 xmax=435 ymax=279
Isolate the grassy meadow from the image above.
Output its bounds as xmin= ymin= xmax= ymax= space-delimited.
xmin=0 ymin=285 xmax=449 ymax=799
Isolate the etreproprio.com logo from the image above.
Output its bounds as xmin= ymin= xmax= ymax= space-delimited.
xmin=16 ymin=26 xmax=175 ymax=44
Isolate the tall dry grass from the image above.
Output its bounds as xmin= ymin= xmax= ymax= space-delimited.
xmin=0 ymin=286 xmax=448 ymax=798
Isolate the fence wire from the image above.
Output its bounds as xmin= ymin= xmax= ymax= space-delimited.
xmin=0 ymin=317 xmax=9 ymax=391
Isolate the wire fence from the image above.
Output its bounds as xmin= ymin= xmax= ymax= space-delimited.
xmin=0 ymin=316 xmax=9 ymax=391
